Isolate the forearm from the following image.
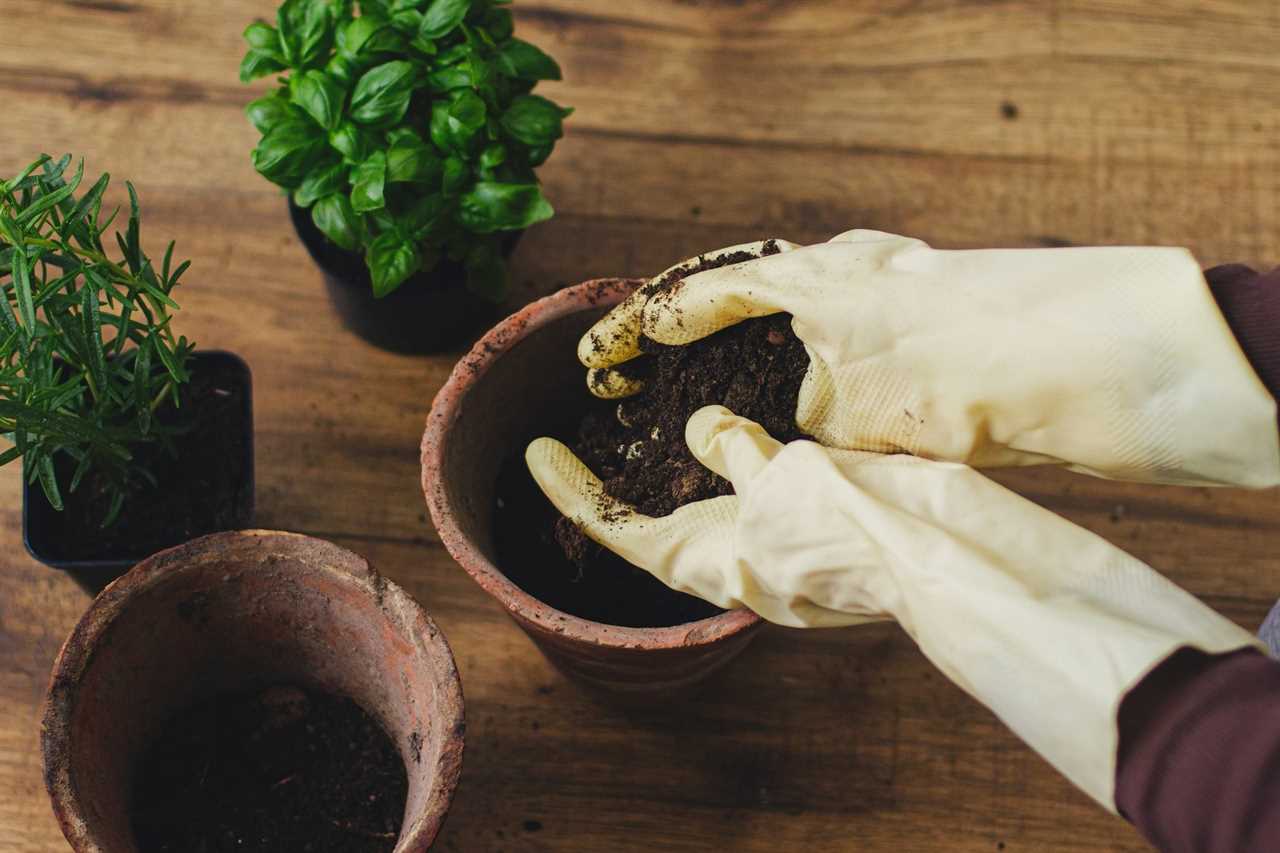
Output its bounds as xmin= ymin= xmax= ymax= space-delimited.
xmin=1109 ymin=264 xmax=1280 ymax=850
xmin=1116 ymin=648 xmax=1280 ymax=852
xmin=1205 ymin=264 xmax=1280 ymax=425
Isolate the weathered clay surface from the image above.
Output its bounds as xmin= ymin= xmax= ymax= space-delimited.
xmin=41 ymin=530 xmax=464 ymax=852
xmin=421 ymin=279 xmax=762 ymax=694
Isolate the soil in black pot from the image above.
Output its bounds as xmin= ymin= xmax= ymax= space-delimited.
xmin=492 ymin=241 xmax=811 ymax=628
xmin=29 ymin=353 xmax=252 ymax=562
xmin=131 ymin=686 xmax=407 ymax=853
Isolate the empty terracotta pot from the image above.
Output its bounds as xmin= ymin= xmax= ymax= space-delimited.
xmin=41 ymin=530 xmax=464 ymax=852
xmin=421 ymin=279 xmax=763 ymax=695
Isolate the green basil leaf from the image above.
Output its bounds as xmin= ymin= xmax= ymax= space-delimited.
xmin=391 ymin=9 xmax=423 ymax=32
xmin=277 ymin=0 xmax=334 ymax=68
xmin=366 ymin=230 xmax=422 ymax=297
xmin=465 ymin=242 xmax=507 ymax=301
xmin=434 ymin=43 xmax=470 ymax=65
xmin=428 ymin=90 xmax=486 ymax=153
xmin=483 ymin=7 xmax=514 ymax=40
xmin=425 ymin=64 xmax=472 ymax=91
xmin=458 ymin=182 xmax=553 ymax=232
xmin=408 ymin=34 xmax=437 ymax=55
xmin=349 ymin=60 xmax=419 ymax=125
xmin=325 ymin=54 xmax=357 ymax=87
xmin=243 ymin=21 xmax=282 ymax=53
xmin=365 ymin=207 xmax=396 ymax=232
xmin=312 ymin=193 xmax=360 ymax=250
xmin=337 ymin=15 xmax=405 ymax=59
xmin=245 ymin=90 xmax=298 ymax=134
xmin=251 ymin=118 xmax=327 ymax=186
xmin=293 ymin=161 xmax=348 ymax=207
xmin=328 ymin=121 xmax=377 ymax=163
xmin=501 ymin=95 xmax=571 ymax=147
xmin=450 ymin=89 xmax=486 ymax=131
xmin=290 ymin=70 xmax=346 ymax=131
xmin=418 ymin=0 xmax=470 ymax=41
xmin=478 ymin=142 xmax=505 ymax=170
xmin=497 ymin=39 xmax=561 ymax=81
xmin=239 ymin=49 xmax=287 ymax=83
xmin=469 ymin=47 xmax=497 ymax=90
xmin=403 ymin=193 xmax=445 ymax=238
xmin=349 ymin=151 xmax=387 ymax=212
xmin=442 ymin=155 xmax=468 ymax=194
xmin=429 ymin=100 xmax=453 ymax=150
xmin=527 ymin=143 xmax=553 ymax=167
xmin=387 ymin=131 xmax=442 ymax=183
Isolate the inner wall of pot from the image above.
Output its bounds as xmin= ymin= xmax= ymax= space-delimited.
xmin=444 ymin=306 xmax=608 ymax=569
xmin=63 ymin=553 xmax=449 ymax=852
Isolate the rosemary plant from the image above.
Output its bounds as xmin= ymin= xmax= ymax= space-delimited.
xmin=0 ymin=155 xmax=194 ymax=526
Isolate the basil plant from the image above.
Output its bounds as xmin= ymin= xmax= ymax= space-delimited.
xmin=241 ymin=0 xmax=571 ymax=299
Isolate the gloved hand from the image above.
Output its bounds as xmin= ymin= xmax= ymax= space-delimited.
xmin=579 ymin=231 xmax=1280 ymax=487
xmin=526 ymin=406 xmax=1263 ymax=811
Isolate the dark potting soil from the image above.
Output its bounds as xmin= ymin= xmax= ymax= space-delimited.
xmin=131 ymin=686 xmax=407 ymax=853
xmin=492 ymin=241 xmax=811 ymax=628
xmin=35 ymin=355 xmax=250 ymax=560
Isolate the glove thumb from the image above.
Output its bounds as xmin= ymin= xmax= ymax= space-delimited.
xmin=685 ymin=406 xmax=785 ymax=493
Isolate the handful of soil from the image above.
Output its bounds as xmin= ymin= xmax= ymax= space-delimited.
xmin=560 ymin=240 xmax=811 ymax=548
xmin=131 ymin=686 xmax=407 ymax=853
xmin=493 ymin=242 xmax=811 ymax=628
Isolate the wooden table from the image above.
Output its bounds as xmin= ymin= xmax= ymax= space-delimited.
xmin=3 ymin=1 xmax=1279 ymax=850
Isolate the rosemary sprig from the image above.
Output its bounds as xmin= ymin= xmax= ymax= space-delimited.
xmin=0 ymin=154 xmax=195 ymax=526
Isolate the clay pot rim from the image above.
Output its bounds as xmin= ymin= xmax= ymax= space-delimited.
xmin=421 ymin=279 xmax=762 ymax=651
xmin=40 ymin=529 xmax=465 ymax=853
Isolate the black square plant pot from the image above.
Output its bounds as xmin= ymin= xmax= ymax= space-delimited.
xmin=22 ymin=350 xmax=255 ymax=595
xmin=288 ymin=201 xmax=521 ymax=355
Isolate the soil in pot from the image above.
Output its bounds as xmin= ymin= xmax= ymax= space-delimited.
xmin=130 ymin=685 xmax=407 ymax=853
xmin=28 ymin=353 xmax=252 ymax=563
xmin=493 ymin=241 xmax=811 ymax=629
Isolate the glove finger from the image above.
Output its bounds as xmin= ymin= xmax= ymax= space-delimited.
xmin=581 ymin=240 xmax=798 ymax=367
xmin=525 ymin=437 xmax=647 ymax=542
xmin=685 ymin=405 xmax=785 ymax=493
xmin=587 ymin=367 xmax=644 ymax=400
xmin=826 ymin=229 xmax=929 ymax=249
xmin=642 ymin=250 xmax=803 ymax=346
xmin=526 ymin=437 xmax=740 ymax=603
xmin=578 ymin=285 xmax=648 ymax=369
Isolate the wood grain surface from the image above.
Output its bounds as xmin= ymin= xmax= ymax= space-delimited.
xmin=3 ymin=1 xmax=1279 ymax=850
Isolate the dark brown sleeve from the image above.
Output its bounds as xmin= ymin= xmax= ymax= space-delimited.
xmin=1204 ymin=265 xmax=1280 ymax=421
xmin=1114 ymin=267 xmax=1280 ymax=849
xmin=1116 ymin=647 xmax=1280 ymax=852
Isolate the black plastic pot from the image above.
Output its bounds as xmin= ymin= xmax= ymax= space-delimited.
xmin=288 ymin=201 xmax=521 ymax=354
xmin=22 ymin=350 xmax=255 ymax=595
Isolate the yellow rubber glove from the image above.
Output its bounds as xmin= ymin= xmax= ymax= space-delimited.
xmin=580 ymin=231 xmax=1280 ymax=487
xmin=526 ymin=406 xmax=1263 ymax=812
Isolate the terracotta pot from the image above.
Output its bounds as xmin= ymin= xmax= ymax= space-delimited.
xmin=41 ymin=530 xmax=464 ymax=852
xmin=421 ymin=279 xmax=763 ymax=695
